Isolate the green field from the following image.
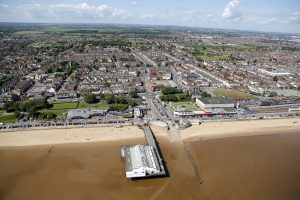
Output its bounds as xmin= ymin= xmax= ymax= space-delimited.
xmin=78 ymin=102 xmax=109 ymax=110
xmin=235 ymin=44 xmax=256 ymax=51
xmin=15 ymin=31 xmax=44 ymax=35
xmin=50 ymin=102 xmax=79 ymax=110
xmin=40 ymin=109 xmax=66 ymax=115
xmin=0 ymin=114 xmax=17 ymax=124
xmin=197 ymin=55 xmax=239 ymax=62
xmin=171 ymin=101 xmax=200 ymax=111
xmin=213 ymin=88 xmax=258 ymax=100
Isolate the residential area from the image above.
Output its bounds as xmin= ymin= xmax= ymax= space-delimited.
xmin=0 ymin=24 xmax=300 ymax=129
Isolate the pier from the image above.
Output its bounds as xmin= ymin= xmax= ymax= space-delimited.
xmin=142 ymin=126 xmax=167 ymax=177
xmin=120 ymin=125 xmax=167 ymax=178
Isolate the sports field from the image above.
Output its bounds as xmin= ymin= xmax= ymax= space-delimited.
xmin=50 ymin=102 xmax=79 ymax=110
xmin=213 ymin=88 xmax=257 ymax=100
xmin=78 ymin=102 xmax=109 ymax=109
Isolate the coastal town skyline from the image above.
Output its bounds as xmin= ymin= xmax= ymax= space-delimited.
xmin=0 ymin=0 xmax=299 ymax=33
xmin=0 ymin=1 xmax=300 ymax=199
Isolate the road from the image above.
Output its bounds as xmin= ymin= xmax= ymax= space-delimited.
xmin=132 ymin=49 xmax=158 ymax=67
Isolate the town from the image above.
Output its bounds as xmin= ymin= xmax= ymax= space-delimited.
xmin=0 ymin=23 xmax=300 ymax=130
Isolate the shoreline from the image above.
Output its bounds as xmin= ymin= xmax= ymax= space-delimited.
xmin=0 ymin=118 xmax=299 ymax=147
xmin=0 ymin=126 xmax=145 ymax=147
xmin=181 ymin=118 xmax=300 ymax=142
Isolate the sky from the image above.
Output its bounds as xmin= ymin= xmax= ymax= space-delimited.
xmin=0 ymin=0 xmax=299 ymax=33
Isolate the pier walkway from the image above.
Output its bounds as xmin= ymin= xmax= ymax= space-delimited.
xmin=142 ymin=126 xmax=167 ymax=177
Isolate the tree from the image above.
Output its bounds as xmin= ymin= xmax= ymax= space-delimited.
xmin=112 ymin=55 xmax=117 ymax=62
xmin=115 ymin=97 xmax=127 ymax=104
xmin=14 ymin=110 xmax=21 ymax=119
xmin=129 ymin=90 xmax=138 ymax=98
xmin=84 ymin=94 xmax=98 ymax=103
xmin=201 ymin=91 xmax=211 ymax=98
xmin=104 ymin=93 xmax=115 ymax=104
xmin=273 ymin=76 xmax=278 ymax=82
xmin=268 ymin=91 xmax=278 ymax=97
xmin=104 ymin=82 xmax=111 ymax=88
xmin=109 ymin=104 xmax=128 ymax=112
xmin=161 ymin=87 xmax=182 ymax=95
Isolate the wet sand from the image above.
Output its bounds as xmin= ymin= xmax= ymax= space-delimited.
xmin=0 ymin=135 xmax=201 ymax=200
xmin=186 ymin=131 xmax=300 ymax=199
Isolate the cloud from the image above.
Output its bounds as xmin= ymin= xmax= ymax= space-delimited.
xmin=130 ymin=1 xmax=138 ymax=6
xmin=140 ymin=13 xmax=168 ymax=20
xmin=286 ymin=12 xmax=300 ymax=25
xmin=222 ymin=0 xmax=242 ymax=20
xmin=0 ymin=4 xmax=9 ymax=8
xmin=185 ymin=10 xmax=216 ymax=22
xmin=0 ymin=3 xmax=129 ymax=22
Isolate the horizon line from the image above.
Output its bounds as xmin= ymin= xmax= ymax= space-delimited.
xmin=0 ymin=21 xmax=299 ymax=36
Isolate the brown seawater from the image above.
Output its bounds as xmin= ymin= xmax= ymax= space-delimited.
xmin=0 ymin=132 xmax=300 ymax=200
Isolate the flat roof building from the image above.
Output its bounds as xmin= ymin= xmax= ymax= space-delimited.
xmin=67 ymin=109 xmax=107 ymax=120
xmin=121 ymin=145 xmax=161 ymax=178
xmin=195 ymin=97 xmax=235 ymax=109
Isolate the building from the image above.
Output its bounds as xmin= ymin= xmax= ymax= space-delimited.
xmin=195 ymin=97 xmax=235 ymax=109
xmin=120 ymin=145 xmax=161 ymax=178
xmin=67 ymin=109 xmax=107 ymax=120
xmin=258 ymin=69 xmax=291 ymax=77
xmin=248 ymin=85 xmax=265 ymax=95
xmin=13 ymin=79 xmax=34 ymax=95
xmin=133 ymin=107 xmax=142 ymax=118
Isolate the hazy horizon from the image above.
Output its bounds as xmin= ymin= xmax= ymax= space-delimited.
xmin=0 ymin=0 xmax=299 ymax=34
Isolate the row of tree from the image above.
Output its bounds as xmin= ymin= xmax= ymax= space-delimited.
xmin=160 ymin=87 xmax=191 ymax=102
xmin=84 ymin=91 xmax=139 ymax=112
xmin=4 ymin=98 xmax=49 ymax=113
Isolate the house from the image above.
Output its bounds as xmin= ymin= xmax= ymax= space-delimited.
xmin=13 ymin=79 xmax=34 ymax=95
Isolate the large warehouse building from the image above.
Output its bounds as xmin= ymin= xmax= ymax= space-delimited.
xmin=121 ymin=144 xmax=161 ymax=178
xmin=195 ymin=97 xmax=235 ymax=109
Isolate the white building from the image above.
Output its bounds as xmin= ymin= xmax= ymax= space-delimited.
xmin=258 ymin=69 xmax=290 ymax=77
xmin=195 ymin=97 xmax=235 ymax=109
xmin=121 ymin=145 xmax=161 ymax=178
xmin=248 ymin=85 xmax=265 ymax=95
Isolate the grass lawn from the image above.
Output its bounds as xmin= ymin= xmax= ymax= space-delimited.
xmin=40 ymin=109 xmax=66 ymax=115
xmin=0 ymin=110 xmax=6 ymax=116
xmin=78 ymin=101 xmax=109 ymax=110
xmin=0 ymin=114 xmax=17 ymax=124
xmin=213 ymin=88 xmax=258 ymax=100
xmin=171 ymin=101 xmax=200 ymax=111
xmin=39 ymin=109 xmax=66 ymax=121
xmin=50 ymin=102 xmax=78 ymax=110
xmin=197 ymin=55 xmax=237 ymax=62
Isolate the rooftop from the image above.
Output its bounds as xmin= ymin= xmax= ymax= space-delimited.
xmin=197 ymin=97 xmax=235 ymax=105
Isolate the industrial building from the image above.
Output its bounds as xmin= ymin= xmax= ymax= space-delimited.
xmin=121 ymin=145 xmax=161 ymax=178
xmin=195 ymin=97 xmax=235 ymax=109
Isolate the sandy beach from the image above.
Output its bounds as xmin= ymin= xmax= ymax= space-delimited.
xmin=1 ymin=118 xmax=299 ymax=147
xmin=0 ymin=126 xmax=144 ymax=147
xmin=181 ymin=118 xmax=300 ymax=141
